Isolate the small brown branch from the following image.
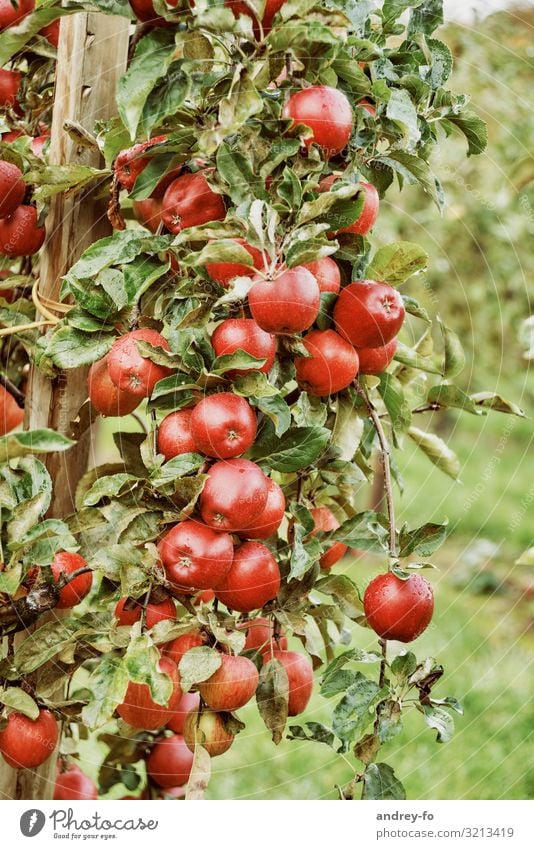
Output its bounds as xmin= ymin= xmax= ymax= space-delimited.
xmin=0 ymin=372 xmax=25 ymax=407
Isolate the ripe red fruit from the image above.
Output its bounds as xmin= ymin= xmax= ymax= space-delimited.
xmin=225 ymin=0 xmax=285 ymax=35
xmin=114 ymin=135 xmax=167 ymax=192
xmin=241 ymin=478 xmax=285 ymax=540
xmin=211 ymin=318 xmax=276 ymax=376
xmin=363 ymin=572 xmax=434 ymax=642
xmin=0 ymin=160 xmax=25 ymax=218
xmin=334 ymin=280 xmax=405 ymax=348
xmin=157 ymin=408 xmax=196 ymax=461
xmin=0 ymin=0 xmax=34 ymax=31
xmin=248 ymin=266 xmax=320 ymax=335
xmin=190 ymin=392 xmax=257 ymax=459
xmin=194 ymin=588 xmax=215 ymax=604
xmin=215 ymin=541 xmax=281 ymax=612
xmin=309 ymin=506 xmax=347 ymax=570
xmin=54 ymin=762 xmax=97 ymax=801
xmin=162 ymin=172 xmax=226 ymax=235
xmin=338 ymin=181 xmax=379 ymax=236
xmin=358 ymin=99 xmax=376 ymax=116
xmin=199 ymin=459 xmax=269 ymax=532
xmin=117 ymin=656 xmax=182 ymax=730
xmin=0 ymin=205 xmax=45 ymax=257
xmin=165 ymin=631 xmax=205 ymax=664
xmin=51 ymin=551 xmax=92 ymax=609
xmin=282 ymin=86 xmax=353 ymax=157
xmin=87 ymin=356 xmax=140 ymax=418
xmin=294 ymin=329 xmax=359 ymax=397
xmin=40 ymin=18 xmax=60 ymax=47
xmin=107 ymin=328 xmax=173 ymax=397
xmin=146 ymin=734 xmax=193 ymax=788
xmin=166 ymin=691 xmax=201 ymax=735
xmin=31 ymin=135 xmax=49 ymax=158
xmin=0 ymin=708 xmax=58 ymax=769
xmin=0 ymin=69 xmax=21 ymax=111
xmin=114 ymin=596 xmax=176 ymax=629
xmin=357 ymin=338 xmax=398 ymax=376
xmin=133 ymin=197 xmax=163 ymax=233
xmin=198 ymin=653 xmax=259 ymax=712
xmin=267 ymin=651 xmax=313 ymax=716
xmin=303 ymin=257 xmax=340 ymax=293
xmin=183 ymin=708 xmax=234 ymax=757
xmin=159 ymin=520 xmax=234 ymax=591
xmin=0 ymin=384 xmax=24 ymax=435
xmin=206 ymin=238 xmax=264 ymax=287
xmin=238 ymin=617 xmax=287 ymax=653
xmin=129 ymin=0 xmax=178 ymax=25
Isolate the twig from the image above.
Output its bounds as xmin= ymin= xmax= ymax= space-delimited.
xmin=0 ymin=372 xmax=25 ymax=407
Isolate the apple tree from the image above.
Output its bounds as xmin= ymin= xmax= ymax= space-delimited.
xmin=0 ymin=0 xmax=523 ymax=801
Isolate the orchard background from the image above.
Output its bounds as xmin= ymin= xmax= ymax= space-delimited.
xmin=0 ymin=0 xmax=532 ymax=802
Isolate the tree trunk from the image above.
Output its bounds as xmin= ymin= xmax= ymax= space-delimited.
xmin=0 ymin=11 xmax=130 ymax=801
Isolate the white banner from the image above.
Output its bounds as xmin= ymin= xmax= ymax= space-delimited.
xmin=1 ymin=800 xmax=531 ymax=849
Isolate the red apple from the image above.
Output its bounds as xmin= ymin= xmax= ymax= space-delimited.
xmin=164 ymin=631 xmax=206 ymax=664
xmin=199 ymin=459 xmax=269 ymax=532
xmin=303 ymin=257 xmax=340 ymax=293
xmin=215 ymin=541 xmax=281 ymax=612
xmin=107 ymin=328 xmax=174 ymax=397
xmin=266 ymin=650 xmax=313 ymax=716
xmin=356 ymin=338 xmax=398 ymax=375
xmin=205 ymin=238 xmax=264 ymax=287
xmin=309 ymin=506 xmax=347 ymax=570
xmin=146 ymin=734 xmax=194 ymax=788
xmin=211 ymin=318 xmax=276 ymax=376
xmin=158 ymin=519 xmax=234 ymax=591
xmin=117 ymin=656 xmax=182 ymax=730
xmin=87 ymin=356 xmax=140 ymax=418
xmin=0 ymin=160 xmax=26 ymax=218
xmin=282 ymin=86 xmax=353 ymax=157
xmin=161 ymin=171 xmax=226 ymax=235
xmin=241 ymin=478 xmax=286 ymax=540
xmin=50 ymin=551 xmax=92 ymax=609
xmin=166 ymin=691 xmax=201 ymax=734
xmin=248 ymin=266 xmax=320 ymax=334
xmin=54 ymin=762 xmax=98 ymax=800
xmin=190 ymin=392 xmax=257 ymax=459
xmin=363 ymin=572 xmax=434 ymax=642
xmin=294 ymin=329 xmax=359 ymax=396
xmin=334 ymin=280 xmax=405 ymax=348
xmin=157 ymin=408 xmax=196 ymax=461
xmin=114 ymin=596 xmax=176 ymax=629
xmin=198 ymin=653 xmax=259 ymax=712
xmin=0 ymin=708 xmax=58 ymax=769
xmin=238 ymin=617 xmax=288 ymax=653
xmin=183 ymin=708 xmax=234 ymax=757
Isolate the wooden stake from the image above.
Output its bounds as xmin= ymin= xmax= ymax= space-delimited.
xmin=0 ymin=11 xmax=130 ymax=801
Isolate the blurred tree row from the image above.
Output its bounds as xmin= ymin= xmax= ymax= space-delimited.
xmin=378 ymin=6 xmax=533 ymax=404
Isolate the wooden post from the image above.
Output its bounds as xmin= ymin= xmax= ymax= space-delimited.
xmin=0 ymin=11 xmax=130 ymax=800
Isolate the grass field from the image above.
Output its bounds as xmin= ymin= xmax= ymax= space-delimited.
xmin=92 ymin=409 xmax=533 ymax=800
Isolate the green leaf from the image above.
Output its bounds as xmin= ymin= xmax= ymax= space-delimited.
xmin=362 ymin=762 xmax=406 ymax=799
xmin=438 ymin=318 xmax=465 ymax=378
xmin=332 ymin=672 xmax=382 ymax=741
xmin=329 ymin=511 xmax=390 ymax=552
xmin=117 ymin=29 xmax=177 ymax=140
xmin=14 ymin=620 xmax=82 ymax=673
xmin=141 ymin=62 xmax=191 ymax=138
xmin=0 ymin=7 xmax=75 ymax=66
xmin=471 ymin=393 xmax=525 ymax=418
xmin=427 ymin=383 xmax=481 ymax=415
xmin=367 ymin=242 xmax=428 ymax=286
xmin=386 ymin=88 xmax=420 ymax=147
xmin=83 ymin=473 xmax=139 ymax=507
xmin=150 ymin=453 xmax=205 ymax=488
xmin=446 ymin=111 xmax=488 ymax=156
xmin=287 ymin=721 xmax=335 ymax=748
xmin=82 ymin=655 xmax=129 ymax=728
xmin=378 ymin=373 xmax=412 ymax=431
xmin=249 ymin=425 xmax=330 ymax=472
xmin=42 ymin=325 xmax=116 ymax=369
xmin=426 ymin=38 xmax=453 ymax=88
xmin=315 ymin=575 xmax=364 ymax=619
xmin=332 ymin=396 xmax=364 ymax=461
xmin=0 ymin=687 xmax=39 ymax=720
xmin=27 ymin=164 xmax=109 ymax=202
xmin=401 ymin=294 xmax=432 ymax=323
xmin=407 ymin=0 xmax=443 ymax=37
xmin=0 ymin=430 xmax=74 ymax=463
xmin=375 ymin=151 xmax=443 ymax=210
xmin=178 ymin=646 xmax=222 ymax=692
xmin=288 ymin=524 xmax=322 ymax=581
xmin=125 ymin=631 xmax=172 ymax=706
xmin=408 ymin=426 xmax=461 ymax=480
xmin=216 ymin=143 xmax=261 ymax=205
xmin=390 ymin=651 xmax=417 ymax=682
xmin=398 ymin=522 xmax=448 ymax=557
xmin=394 ymin=342 xmax=440 ymax=374
xmin=422 ymin=705 xmax=455 ymax=742
xmin=256 ymin=658 xmax=289 ymax=745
